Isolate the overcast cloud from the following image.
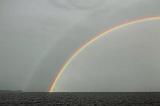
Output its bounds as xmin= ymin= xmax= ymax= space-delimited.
xmin=0 ymin=0 xmax=160 ymax=91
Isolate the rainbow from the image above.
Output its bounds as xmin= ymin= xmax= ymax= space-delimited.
xmin=49 ymin=16 xmax=160 ymax=92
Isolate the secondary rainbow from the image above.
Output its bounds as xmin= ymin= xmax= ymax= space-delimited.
xmin=49 ymin=16 xmax=160 ymax=92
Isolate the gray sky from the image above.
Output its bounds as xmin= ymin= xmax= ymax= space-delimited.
xmin=0 ymin=0 xmax=160 ymax=92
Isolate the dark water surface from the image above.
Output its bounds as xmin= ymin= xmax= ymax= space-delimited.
xmin=0 ymin=92 xmax=160 ymax=106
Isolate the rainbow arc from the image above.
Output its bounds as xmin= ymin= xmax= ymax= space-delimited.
xmin=49 ymin=16 xmax=160 ymax=92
